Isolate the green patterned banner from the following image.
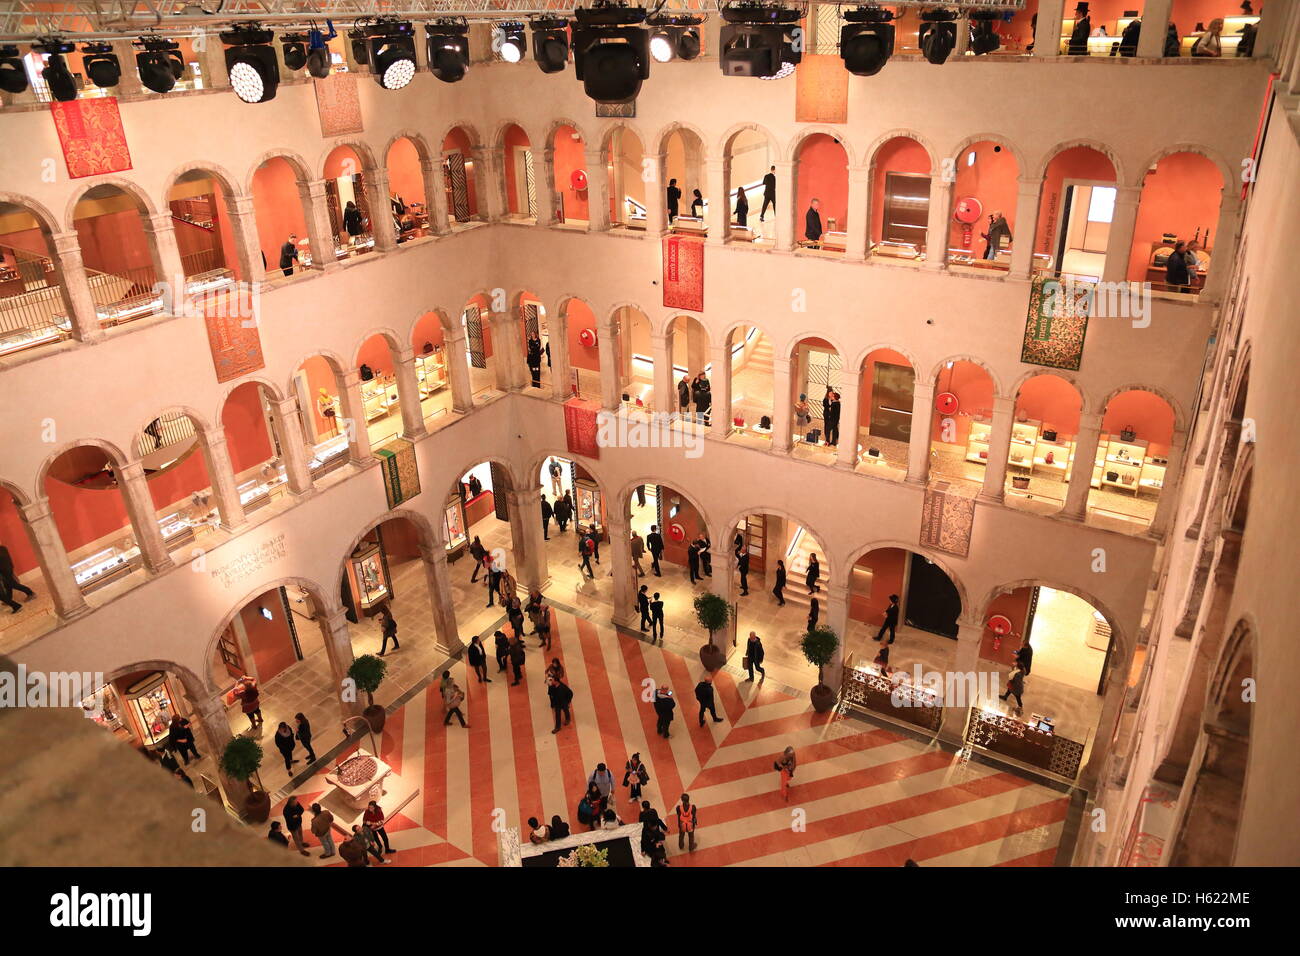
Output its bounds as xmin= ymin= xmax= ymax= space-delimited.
xmin=374 ymin=438 xmax=420 ymax=508
xmin=1021 ymin=275 xmax=1091 ymax=371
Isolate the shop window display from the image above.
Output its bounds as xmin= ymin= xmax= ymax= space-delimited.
xmin=346 ymin=540 xmax=391 ymax=616
xmin=122 ymin=672 xmax=176 ymax=749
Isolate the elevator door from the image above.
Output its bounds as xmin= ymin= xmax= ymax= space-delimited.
xmin=870 ymin=361 xmax=915 ymax=443
xmin=882 ymin=172 xmax=930 ymax=249
xmin=903 ymin=553 xmax=960 ymax=638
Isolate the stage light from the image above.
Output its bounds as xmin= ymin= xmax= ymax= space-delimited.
xmin=495 ymin=21 xmax=526 ymax=63
xmin=0 ymin=45 xmax=26 ymax=94
xmin=720 ymin=3 xmax=802 ymax=79
xmin=281 ymin=35 xmax=308 ymax=71
xmin=572 ymin=3 xmax=650 ymax=104
xmin=357 ymin=19 xmax=416 ymax=89
xmin=969 ymin=11 xmax=1002 ymax=55
xmin=306 ymin=21 xmax=336 ymax=78
xmin=647 ymin=15 xmax=703 ymax=63
xmin=919 ymin=9 xmax=958 ymax=65
xmin=222 ymin=25 xmax=280 ymax=103
xmin=135 ymin=36 xmax=184 ymax=93
xmin=81 ymin=42 xmax=121 ymax=88
xmin=426 ymin=19 xmax=470 ymax=83
xmin=348 ymin=28 xmax=369 ymax=65
xmin=530 ymin=17 xmax=570 ymax=73
xmin=34 ymin=39 xmax=77 ymax=101
xmin=840 ymin=6 xmax=894 ymax=76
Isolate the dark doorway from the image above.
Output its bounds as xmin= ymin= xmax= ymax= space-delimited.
xmin=903 ymin=553 xmax=960 ymax=638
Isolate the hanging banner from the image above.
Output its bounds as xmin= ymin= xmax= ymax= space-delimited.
xmin=662 ymin=235 xmax=704 ymax=312
xmin=202 ymin=287 xmax=264 ymax=383
xmin=1021 ymin=274 xmax=1091 ymax=371
xmin=795 ymin=54 xmax=848 ymax=124
xmin=563 ymin=397 xmax=602 ymax=460
xmin=50 ymin=98 xmax=132 ymax=178
xmin=375 ymin=437 xmax=421 ymax=508
xmin=919 ymin=481 xmax=976 ymax=558
xmin=314 ymin=74 xmax=363 ymax=137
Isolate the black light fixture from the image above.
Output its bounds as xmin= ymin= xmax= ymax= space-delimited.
xmin=648 ymin=14 xmax=703 ymax=63
xmin=222 ymin=24 xmax=280 ymax=103
xmin=968 ymin=11 xmax=1002 ymax=55
xmin=34 ymin=38 xmax=77 ymax=101
xmin=81 ymin=42 xmax=121 ymax=88
xmin=348 ymin=26 xmax=370 ymax=65
xmin=494 ymin=21 xmax=527 ymax=63
xmin=281 ymin=33 xmax=308 ymax=71
xmin=426 ymin=18 xmax=470 ymax=83
xmin=135 ymin=36 xmax=184 ymax=93
xmin=530 ymin=16 xmax=570 ymax=73
xmin=306 ymin=20 xmax=337 ymax=78
xmin=720 ymin=3 xmax=803 ymax=79
xmin=0 ymin=45 xmax=27 ymax=94
xmin=918 ymin=9 xmax=958 ymax=64
xmin=840 ymin=6 xmax=894 ymax=76
xmin=362 ymin=18 xmax=417 ymax=89
xmin=572 ymin=3 xmax=650 ymax=104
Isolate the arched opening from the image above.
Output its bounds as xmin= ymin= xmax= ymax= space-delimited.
xmin=724 ymin=127 xmax=775 ymax=244
xmin=462 ymin=292 xmax=503 ymax=402
xmin=1001 ymin=374 xmax=1084 ymax=516
xmin=538 ymin=455 xmax=609 ymax=598
xmin=665 ymin=314 xmax=712 ymax=425
xmin=0 ymin=484 xmax=48 ymax=634
xmin=445 ymin=460 xmax=520 ymax=633
xmin=551 ymin=124 xmax=589 ymax=227
xmin=855 ymin=348 xmax=914 ymax=479
xmin=516 ymin=291 xmax=552 ymax=391
xmin=624 ymin=482 xmax=708 ymax=641
xmin=870 ymin=135 xmax=932 ymax=262
xmin=1087 ymin=388 xmax=1175 ymax=533
xmin=71 ymin=184 xmax=164 ymax=324
xmin=845 ymin=546 xmax=962 ymax=670
xmin=132 ymin=410 xmax=225 ymax=547
xmin=614 ymin=305 xmax=653 ymax=409
xmin=606 ymin=126 xmax=646 ymax=229
xmin=410 ymin=311 xmax=454 ymax=426
xmin=322 ymin=144 xmax=375 ymax=257
xmin=442 ymin=126 xmax=480 ymax=226
xmin=43 ymin=444 xmax=143 ymax=594
xmin=338 ymin=516 xmax=439 ymax=670
xmin=165 ymin=169 xmax=239 ymax=288
xmin=220 ymin=381 xmax=293 ymax=514
xmin=1129 ymin=151 xmax=1224 ymax=295
xmin=946 ymin=139 xmax=1020 ymax=272
xmin=795 ymin=133 xmax=848 ymax=253
xmin=789 ymin=335 xmax=844 ymax=464
xmin=353 ymin=332 xmax=404 ymax=446
xmin=290 ymin=354 xmax=351 ymax=475
xmin=501 ymin=123 xmax=537 ymax=220
xmin=385 ymin=136 xmax=430 ymax=242
xmin=0 ymin=199 xmax=72 ymax=357
xmin=1034 ymin=146 xmax=1117 ymax=280
xmin=663 ymin=126 xmax=706 ymax=231
xmin=725 ymin=324 xmax=775 ymax=443
xmin=561 ymin=298 xmax=602 ymax=400
xmin=928 ymin=359 xmax=996 ymax=490
xmin=251 ymin=155 xmax=312 ymax=279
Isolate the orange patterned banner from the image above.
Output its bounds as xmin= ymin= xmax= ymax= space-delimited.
xmin=202 ymin=287 xmax=265 ymax=383
xmin=314 ymin=74 xmax=363 ymax=137
xmin=662 ymin=236 xmax=704 ymax=312
xmin=50 ymin=98 xmax=133 ymax=178
xmin=795 ymin=54 xmax=848 ymax=124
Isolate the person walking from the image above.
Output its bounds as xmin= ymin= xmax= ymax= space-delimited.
xmin=808 ymin=596 xmax=820 ymax=632
xmin=310 ymin=803 xmax=336 ymax=859
xmin=469 ymin=536 xmax=487 ymax=582
xmin=441 ymin=670 xmax=468 ymax=727
xmin=666 ymin=178 xmax=681 ymax=223
xmin=623 ymin=753 xmax=650 ymax=804
xmin=377 ymin=606 xmax=399 ymax=656
xmin=639 ymin=800 xmax=668 ymax=852
xmin=760 ymin=165 xmax=777 ymax=221
xmin=578 ymin=529 xmax=595 ymax=579
xmin=350 ymin=823 xmax=387 ymax=864
xmin=548 ymin=676 xmax=573 ymax=734
xmin=982 ymin=210 xmax=1012 ymax=260
xmin=999 ymin=666 xmax=1026 ymax=714
xmin=168 ymin=714 xmax=201 ymax=765
xmin=653 ymin=686 xmax=676 ymax=738
xmin=687 ymin=539 xmax=701 ymax=584
xmin=283 ymin=795 xmax=310 ymax=856
xmin=876 ymin=593 xmax=900 ymax=644
xmin=364 ymin=800 xmax=395 ymax=855
xmin=588 ymin=762 xmax=617 ymax=804
xmin=775 ymin=746 xmax=797 ymax=802
xmin=650 ymin=592 xmax=665 ymax=643
xmin=485 ymin=554 xmax=503 ymax=608
xmin=493 ymin=630 xmax=510 ymax=673
xmin=675 ymin=793 xmax=698 ymax=852
xmin=734 ymin=184 xmax=749 ymax=228
xmin=540 ymin=493 xmax=553 ymax=540
xmin=294 ymin=712 xmax=317 ymax=764
xmin=694 ymin=674 xmax=724 ymax=726
xmin=737 ymin=547 xmax=750 ymax=596
xmin=536 ymin=603 xmax=553 ymax=651
xmin=273 ymin=721 xmax=297 ymax=773
xmin=554 ymin=492 xmax=573 ymax=533
xmin=467 ymin=634 xmax=491 ymax=683
xmin=234 ymin=675 xmax=262 ymax=731
xmin=548 ymin=457 xmax=564 ymax=497
xmin=647 ymin=525 xmax=664 ymax=576
xmin=508 ymin=634 xmax=526 ymax=686
xmin=772 ymin=558 xmax=787 ymax=606
xmin=0 ymin=544 xmax=35 ymax=612
xmin=1014 ymin=638 xmax=1034 ymax=676
xmin=638 ymin=584 xmax=651 ymax=632
xmin=736 ymin=635 xmax=762 ymax=685
xmin=805 ymin=553 xmax=821 ymax=594
xmin=631 ymin=531 xmax=646 ymax=577
xmin=278 ymin=233 xmax=299 ymax=276
xmin=805 ymin=198 xmax=823 ymax=245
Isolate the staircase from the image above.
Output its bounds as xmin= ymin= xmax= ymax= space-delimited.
xmin=745 ymin=334 xmax=774 ymax=374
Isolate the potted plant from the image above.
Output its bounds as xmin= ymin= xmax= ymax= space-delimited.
xmin=348 ymin=654 xmax=389 ymax=733
xmin=801 ymin=626 xmax=841 ymax=713
xmin=694 ymin=592 xmax=731 ymax=671
xmin=219 ymin=735 xmax=269 ymax=823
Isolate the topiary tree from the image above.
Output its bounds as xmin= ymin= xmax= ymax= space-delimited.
xmin=693 ymin=592 xmax=731 ymax=648
xmin=348 ymin=653 xmax=388 ymax=707
xmin=801 ymin=626 xmax=840 ymax=688
xmin=220 ymin=735 xmax=264 ymax=791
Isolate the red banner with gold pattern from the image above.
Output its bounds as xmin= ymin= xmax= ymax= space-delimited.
xmin=563 ymin=398 xmax=601 ymax=460
xmin=50 ymin=98 xmax=132 ymax=179
xmin=662 ymin=235 xmax=703 ymax=312
xmin=201 ymin=286 xmax=265 ymax=383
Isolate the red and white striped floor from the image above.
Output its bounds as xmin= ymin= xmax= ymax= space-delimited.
xmin=280 ymin=608 xmax=1071 ymax=867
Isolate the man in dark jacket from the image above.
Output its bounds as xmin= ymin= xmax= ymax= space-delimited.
xmin=547 ymin=676 xmax=573 ymax=734
xmin=0 ymin=544 xmax=34 ymax=612
xmin=653 ymin=687 xmax=676 ymax=737
xmin=1014 ymin=639 xmax=1034 ymax=676
xmin=687 ymin=540 xmax=701 ymax=584
xmin=1066 ymin=3 xmax=1091 ymax=55
xmin=983 ymin=211 xmax=1012 ymax=260
xmin=694 ymin=675 xmax=724 ymax=726
xmin=1166 ymin=241 xmax=1191 ymax=288
xmin=691 ymin=372 xmax=711 ymax=424
xmin=468 ymin=536 xmax=487 ymax=582
xmin=824 ymin=391 xmax=841 ymax=447
xmin=493 ymin=630 xmax=510 ymax=672
xmin=650 ymin=592 xmax=665 ymax=642
xmin=876 ymin=593 xmax=900 ymax=644
xmin=554 ymin=492 xmax=573 ymax=533
xmin=647 ymin=525 xmax=665 ymax=576
xmin=540 ymin=493 xmax=553 ymax=540
xmin=508 ymin=634 xmax=526 ymax=685
xmin=638 ymin=584 xmax=651 ymax=632
xmin=760 ymin=165 xmax=777 ymax=221
xmin=736 ymin=547 xmax=750 ymax=596
xmin=744 ymin=631 xmax=767 ymax=681
xmin=805 ymin=198 xmax=823 ymax=244
xmin=677 ymin=376 xmax=691 ymax=418
xmin=278 ymin=234 xmax=299 ymax=276
xmin=486 ymin=557 xmax=503 ymax=608
xmin=666 ymin=178 xmax=681 ymax=222
xmin=639 ymin=800 xmax=668 ymax=852
xmin=526 ymin=334 xmax=543 ymax=388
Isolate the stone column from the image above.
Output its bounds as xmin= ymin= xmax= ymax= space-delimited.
xmin=584 ymin=146 xmax=611 ymax=232
xmin=299 ymin=179 xmax=338 ymax=271
xmin=143 ymin=213 xmax=188 ymax=304
xmin=202 ymin=434 xmax=247 ymax=531
xmin=364 ymin=168 xmax=399 ymax=253
xmin=226 ymin=194 xmax=266 ymax=283
xmin=549 ymin=313 xmax=573 ymax=401
xmin=597 ymin=319 xmax=621 ymax=410
xmin=651 ymin=332 xmax=674 ymax=415
xmin=490 ymin=313 xmax=525 ymax=391
xmin=1008 ymin=178 xmax=1043 ymax=279
xmin=118 ymin=460 xmax=173 ymax=573
xmin=607 ymin=510 xmax=638 ymax=629
xmin=771 ymin=357 xmax=793 ymax=452
xmin=923 ymin=176 xmax=952 ymax=269
xmin=1150 ymin=429 xmax=1187 ymax=536
xmin=1062 ymin=412 xmax=1103 ymax=520
xmin=906 ymin=381 xmax=936 ymax=484
xmin=50 ymin=231 xmax=103 ymax=343
xmin=1136 ymin=0 xmax=1174 ymax=57
xmin=710 ymin=342 xmax=732 ymax=440
xmin=824 ymin=582 xmax=851 ymax=687
xmin=954 ymin=16 xmax=971 ymax=55
xmin=320 ymin=608 xmax=363 ymax=723
xmin=268 ymin=396 xmax=314 ymax=495
xmin=445 ymin=329 xmax=475 ymax=413
xmin=18 ymin=501 xmax=89 ymax=620
xmin=938 ymin=619 xmax=984 ymax=745
xmin=1034 ymin=0 xmax=1066 ymax=57
xmin=1200 ymin=190 xmax=1242 ymax=302
xmin=393 ymin=347 xmax=428 ymax=440
xmin=192 ymin=692 xmax=244 ymax=807
xmin=472 ymin=145 xmax=504 ymax=221
xmin=845 ymin=164 xmax=871 ymax=261
xmin=423 ymin=532 xmax=465 ymax=654
xmin=110 ymin=38 xmax=144 ymax=96
xmin=422 ymin=158 xmax=450 ymax=236
xmin=338 ymin=369 xmax=372 ymax=463
xmin=1102 ymin=185 xmax=1142 ymax=284
xmin=836 ymin=374 xmax=861 ymax=467
xmin=507 ymin=486 xmax=551 ymax=593
xmin=774 ymin=160 xmax=796 ymax=252
xmin=980 ymin=396 xmax=1015 ymax=502
xmin=532 ymin=145 xmax=557 ymax=224
xmin=643 ymin=153 xmax=668 ymax=237
xmin=705 ymin=157 xmax=728 ymax=244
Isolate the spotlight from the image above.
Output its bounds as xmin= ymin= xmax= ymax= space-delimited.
xmin=572 ymin=3 xmax=650 ymax=104
xmin=918 ymin=9 xmax=958 ymax=65
xmin=494 ymin=21 xmax=526 ymax=63
xmin=840 ymin=6 xmax=894 ymax=76
xmin=530 ymin=17 xmax=570 ymax=74
xmin=135 ymin=36 xmax=183 ymax=93
xmin=34 ymin=39 xmax=77 ymax=101
xmin=360 ymin=19 xmax=417 ymax=89
xmin=281 ymin=34 xmax=308 ymax=71
xmin=221 ymin=25 xmax=280 ymax=103
xmin=0 ymin=45 xmax=27 ymax=94
xmin=647 ymin=15 xmax=703 ymax=63
xmin=426 ymin=19 xmax=470 ymax=84
xmin=968 ymin=11 xmax=1002 ymax=55
xmin=81 ymin=42 xmax=121 ymax=88
xmin=348 ymin=29 xmax=369 ymax=65
xmin=720 ymin=3 xmax=802 ymax=79
xmin=306 ymin=20 xmax=337 ymax=78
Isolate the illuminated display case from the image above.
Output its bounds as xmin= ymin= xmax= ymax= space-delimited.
xmin=347 ymin=541 xmax=390 ymax=614
xmin=71 ymin=542 xmax=141 ymax=592
xmin=416 ymin=351 xmax=449 ymax=395
xmin=123 ymin=672 xmax=176 ymax=749
xmin=575 ymin=477 xmax=605 ymax=534
xmin=444 ymin=493 xmax=468 ymax=557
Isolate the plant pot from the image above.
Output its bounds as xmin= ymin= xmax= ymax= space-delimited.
xmin=244 ymin=788 xmax=271 ymax=824
xmin=810 ymin=683 xmax=838 ymax=714
xmin=698 ymin=642 xmax=726 ymax=672
xmin=363 ymin=703 xmax=387 ymax=734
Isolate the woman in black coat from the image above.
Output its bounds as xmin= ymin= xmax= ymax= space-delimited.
xmin=342 ymin=201 xmax=364 ymax=239
xmin=294 ymin=712 xmax=316 ymax=764
xmin=805 ymin=553 xmax=821 ymax=593
xmin=772 ymin=559 xmax=787 ymax=606
xmin=467 ymin=634 xmax=490 ymax=683
xmin=734 ymin=186 xmax=749 ymax=228
xmin=273 ymin=721 xmax=297 ymax=772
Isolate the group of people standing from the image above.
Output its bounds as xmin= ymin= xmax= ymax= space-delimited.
xmin=665 ymin=166 xmax=778 ymax=231
xmin=677 ymin=371 xmax=712 ymax=424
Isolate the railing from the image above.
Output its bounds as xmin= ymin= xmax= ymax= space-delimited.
xmin=136 ymin=414 xmax=198 ymax=459
xmin=91 ymin=264 xmax=164 ymax=325
xmin=0 ymin=282 xmax=72 ymax=357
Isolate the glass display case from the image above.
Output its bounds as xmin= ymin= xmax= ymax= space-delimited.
xmin=444 ymin=494 xmax=468 ymax=554
xmin=71 ymin=542 xmax=141 ymax=592
xmin=81 ymin=683 xmax=129 ymax=739
xmin=360 ymin=378 xmax=399 ymax=422
xmin=309 ymin=432 xmax=350 ymax=473
xmin=347 ymin=541 xmax=390 ymax=613
xmin=123 ymin=672 xmax=176 ymax=749
xmin=238 ymin=465 xmax=287 ymax=513
xmin=575 ymin=478 xmax=605 ymax=534
xmin=416 ymin=351 xmax=449 ymax=396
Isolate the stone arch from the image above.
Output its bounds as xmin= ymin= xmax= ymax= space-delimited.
xmin=720 ymin=120 xmax=780 ymax=159
xmin=599 ymin=121 xmax=648 ymax=154
xmin=162 ymin=160 xmax=242 ymax=201
xmin=1133 ymin=144 xmax=1232 ymax=191
xmin=436 ymin=120 xmax=483 ymax=151
xmin=243 ymin=149 xmax=313 ymax=193
xmin=494 ymin=118 xmax=536 ymax=149
xmin=787 ymin=126 xmax=857 ymax=165
xmin=720 ymin=317 xmax=775 ymax=350
xmin=616 ymin=476 xmax=711 ymax=527
xmin=525 ymin=448 xmax=611 ymax=495
xmin=547 ymin=117 xmax=591 ymax=147
xmin=383 ymin=129 xmax=434 ymax=164
xmin=0 ymin=191 xmax=61 ymax=235
xmin=332 ymin=506 xmax=442 ymax=608
xmin=926 ymin=354 xmax=1004 ymax=396
xmin=445 ymin=453 xmax=526 ymax=499
xmin=978 ymin=578 xmax=1126 ymax=659
xmin=946 ymin=133 xmax=1027 ymax=179
xmin=655 ymin=120 xmax=710 ymax=160
xmin=656 ymin=310 xmax=710 ymax=340
xmin=1030 ymin=139 xmax=1124 ymax=184
xmin=35 ymin=438 xmax=131 ymax=492
xmin=351 ymin=327 xmax=405 ymax=366
xmin=0 ymin=477 xmax=32 ymax=509
xmin=213 ymin=375 xmax=283 ymax=430
xmin=1009 ymin=368 xmax=1092 ymax=416
xmin=317 ymin=139 xmax=380 ymax=179
xmin=405 ymin=306 xmax=457 ymax=347
xmin=851 ymin=341 xmax=921 ymax=374
xmin=284 ymin=349 xmax=349 ymax=401
xmin=845 ymin=539 xmax=969 ymax=614
xmin=64 ymin=176 xmax=159 ymax=229
xmin=718 ymin=503 xmax=834 ymax=582
xmin=1098 ymin=382 xmax=1185 ymax=431
xmin=782 ymin=329 xmax=850 ymax=363
xmin=864 ymin=128 xmax=937 ymax=174
xmin=131 ymin=404 xmax=214 ymax=451
xmin=1221 ymin=444 xmax=1253 ymax=533
xmin=105 ymin=658 xmax=210 ymax=704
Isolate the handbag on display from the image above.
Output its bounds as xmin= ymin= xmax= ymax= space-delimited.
xmin=868 ymin=447 xmax=881 ymax=458
xmin=979 ymin=450 xmax=988 ymax=460
xmin=1043 ymin=428 xmax=1058 ymax=442
xmin=360 ymin=364 xmax=374 ymax=381
xmin=1045 ymin=451 xmax=1055 ymax=464
xmin=1106 ymin=470 xmax=1120 ymax=482
xmin=1119 ymin=426 xmax=1137 ymax=443
xmin=734 ymin=416 xmax=745 ymax=427
xmin=760 ymin=415 xmax=772 ymax=429
xmin=805 ymin=428 xmax=821 ymax=444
